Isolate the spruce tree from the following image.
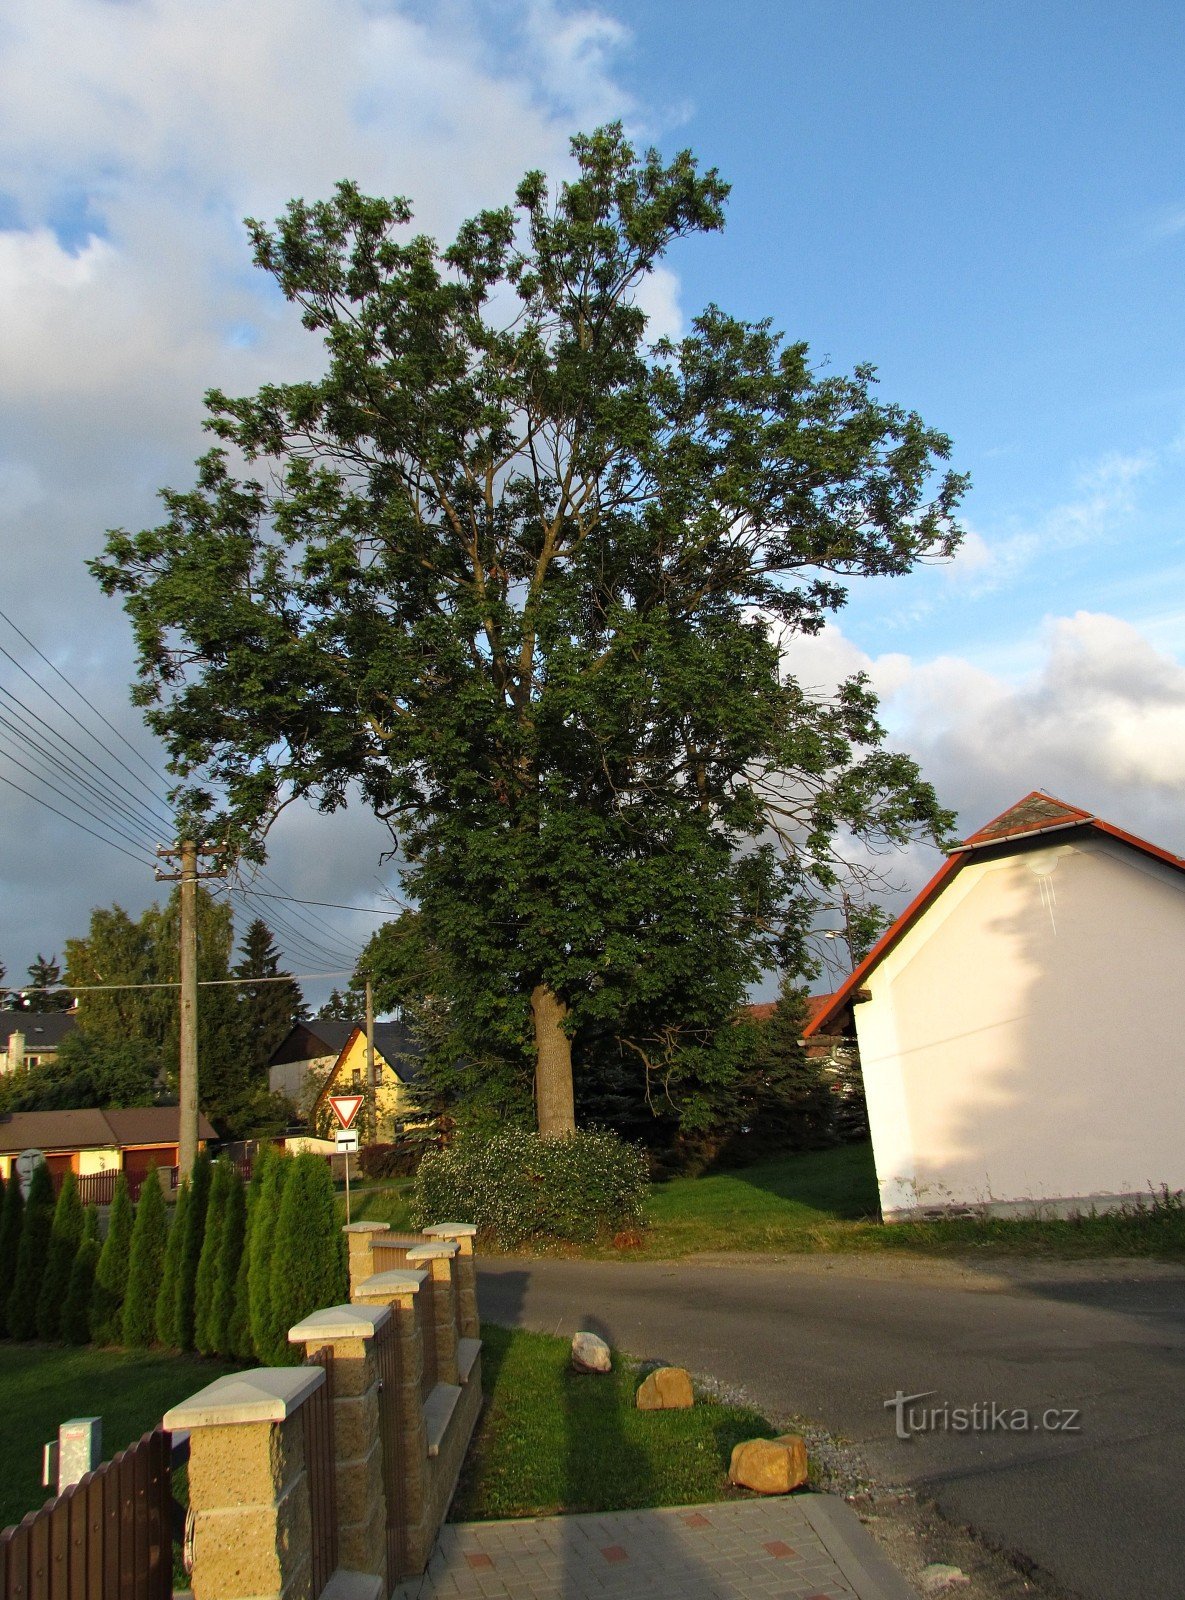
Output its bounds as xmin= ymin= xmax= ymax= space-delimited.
xmin=122 ymin=1169 xmax=168 ymax=1347
xmin=90 ymin=1172 xmax=133 ymax=1344
xmin=268 ymin=1154 xmax=345 ymax=1364
xmin=155 ymin=1179 xmax=188 ymax=1347
xmin=8 ymin=1163 xmax=54 ymax=1339
xmin=208 ymin=1167 xmax=247 ymax=1356
xmin=193 ymin=1159 xmax=232 ymax=1355
xmin=175 ymin=1150 xmax=211 ymax=1352
xmin=248 ymin=1149 xmax=291 ymax=1363
xmin=62 ymin=1208 xmax=100 ymax=1345
xmin=0 ymin=1169 xmax=24 ymax=1337
xmin=36 ymin=1171 xmax=84 ymax=1340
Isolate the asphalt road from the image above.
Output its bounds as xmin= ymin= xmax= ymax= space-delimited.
xmin=477 ymin=1253 xmax=1185 ymax=1600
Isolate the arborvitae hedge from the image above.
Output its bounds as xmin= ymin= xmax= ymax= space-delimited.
xmin=62 ymin=1209 xmax=100 ymax=1345
xmin=0 ymin=1170 xmax=25 ymax=1337
xmin=248 ymin=1149 xmax=291 ymax=1364
xmin=36 ymin=1171 xmax=84 ymax=1341
xmin=90 ymin=1172 xmax=133 ymax=1344
xmin=175 ymin=1151 xmax=211 ymax=1352
xmin=193 ymin=1159 xmax=232 ymax=1355
xmin=8 ymin=1163 xmax=55 ymax=1339
xmin=207 ymin=1167 xmax=246 ymax=1357
xmin=155 ymin=1180 xmax=188 ymax=1347
xmin=268 ymin=1154 xmax=346 ymax=1365
xmin=122 ymin=1169 xmax=168 ymax=1348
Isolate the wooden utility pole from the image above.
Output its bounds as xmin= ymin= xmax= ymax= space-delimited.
xmin=156 ymin=841 xmax=224 ymax=1179
xmin=365 ymin=978 xmax=376 ymax=1143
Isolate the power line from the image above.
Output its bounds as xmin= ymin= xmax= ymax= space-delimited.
xmin=227 ymin=889 xmax=403 ymax=917
xmin=48 ymin=969 xmax=354 ymax=993
xmin=0 ymin=771 xmax=155 ymax=866
xmin=0 ymin=728 xmax=162 ymax=855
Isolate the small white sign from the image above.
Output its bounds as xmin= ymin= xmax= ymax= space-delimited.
xmin=335 ymin=1129 xmax=360 ymax=1152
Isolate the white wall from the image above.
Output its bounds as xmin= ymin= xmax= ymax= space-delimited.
xmin=856 ymin=835 xmax=1185 ymax=1218
xmin=269 ymin=1053 xmax=335 ymax=1103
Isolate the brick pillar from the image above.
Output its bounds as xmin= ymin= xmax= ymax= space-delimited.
xmin=163 ymin=1367 xmax=323 ymax=1600
xmin=406 ymin=1242 xmax=459 ymax=1385
xmin=341 ymin=1220 xmax=390 ymax=1297
xmin=351 ymin=1269 xmax=433 ymax=1577
xmin=287 ymin=1305 xmax=390 ymax=1591
xmin=421 ymin=1222 xmax=478 ymax=1338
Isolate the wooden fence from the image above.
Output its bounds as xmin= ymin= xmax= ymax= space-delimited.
xmin=62 ymin=1159 xmax=254 ymax=1207
xmin=0 ymin=1428 xmax=172 ymax=1600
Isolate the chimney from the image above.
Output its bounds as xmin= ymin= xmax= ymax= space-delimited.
xmin=7 ymin=1032 xmax=25 ymax=1074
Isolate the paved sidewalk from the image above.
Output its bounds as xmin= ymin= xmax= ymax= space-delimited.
xmin=393 ymin=1496 xmax=918 ymax=1600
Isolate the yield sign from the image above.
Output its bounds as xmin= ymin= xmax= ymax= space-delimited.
xmin=328 ymin=1094 xmax=364 ymax=1131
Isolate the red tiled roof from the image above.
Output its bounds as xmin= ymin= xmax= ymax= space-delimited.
xmin=804 ymin=793 xmax=1185 ymax=1038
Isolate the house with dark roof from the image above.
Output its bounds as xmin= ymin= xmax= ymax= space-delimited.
xmin=310 ymin=1020 xmax=422 ymax=1141
xmin=0 ymin=1105 xmax=216 ymax=1189
xmin=805 ymin=792 xmax=1185 ymax=1221
xmin=1 ymin=1010 xmax=78 ymax=1073
xmin=268 ymin=1018 xmax=360 ymax=1108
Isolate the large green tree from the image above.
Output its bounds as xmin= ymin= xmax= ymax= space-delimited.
xmin=94 ymin=126 xmax=964 ymax=1137
xmin=234 ymin=919 xmax=304 ymax=1082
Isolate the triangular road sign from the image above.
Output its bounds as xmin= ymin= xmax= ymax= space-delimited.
xmin=328 ymin=1094 xmax=364 ymax=1131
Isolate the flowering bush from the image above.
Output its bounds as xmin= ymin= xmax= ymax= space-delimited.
xmin=412 ymin=1128 xmax=649 ymax=1248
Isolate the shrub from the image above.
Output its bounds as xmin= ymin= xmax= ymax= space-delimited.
xmin=175 ymin=1151 xmax=211 ymax=1352
xmin=90 ymin=1172 xmax=133 ymax=1344
xmin=412 ymin=1128 xmax=649 ymax=1249
xmin=228 ymin=1150 xmax=271 ymax=1361
xmin=358 ymin=1136 xmax=437 ymax=1181
xmin=8 ymin=1163 xmax=55 ymax=1338
xmin=0 ymin=1171 xmax=24 ymax=1336
xmin=155 ymin=1180 xmax=188 ymax=1347
xmin=267 ymin=1154 xmax=346 ymax=1364
xmin=122 ymin=1169 xmax=168 ymax=1348
xmin=193 ymin=1159 xmax=233 ymax=1354
xmin=62 ymin=1209 xmax=100 ymax=1345
xmin=37 ymin=1171 xmax=84 ymax=1340
xmin=249 ymin=1148 xmax=291 ymax=1362
xmin=208 ymin=1167 xmax=246 ymax=1357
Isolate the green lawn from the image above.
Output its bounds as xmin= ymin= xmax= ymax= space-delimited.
xmin=453 ymin=1323 xmax=776 ymax=1520
xmin=0 ymin=1345 xmax=240 ymax=1530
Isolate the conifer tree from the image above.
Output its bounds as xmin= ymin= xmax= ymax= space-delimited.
xmin=62 ymin=1208 xmax=101 ymax=1345
xmin=155 ymin=1179 xmax=188 ymax=1347
xmin=122 ymin=1169 xmax=168 ymax=1347
xmin=248 ymin=1149 xmax=291 ymax=1363
xmin=8 ymin=1162 xmax=55 ymax=1338
xmin=208 ymin=1167 xmax=247 ymax=1356
xmin=36 ymin=1171 xmax=84 ymax=1340
xmin=175 ymin=1150 xmax=211 ymax=1351
xmin=0 ymin=1170 xmax=24 ymax=1337
xmin=228 ymin=1147 xmax=272 ymax=1360
xmin=90 ymin=1172 xmax=133 ymax=1343
xmin=268 ymin=1154 xmax=345 ymax=1364
xmin=193 ymin=1159 xmax=232 ymax=1354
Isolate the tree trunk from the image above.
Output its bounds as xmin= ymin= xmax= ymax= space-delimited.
xmin=531 ymin=983 xmax=576 ymax=1138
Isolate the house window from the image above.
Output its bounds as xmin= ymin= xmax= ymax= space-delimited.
xmin=351 ymin=1068 xmax=362 ymax=1089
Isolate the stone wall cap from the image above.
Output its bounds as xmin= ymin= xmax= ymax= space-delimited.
xmin=421 ymin=1222 xmax=477 ymax=1238
xmin=405 ymin=1241 xmax=459 ymax=1261
xmin=342 ymin=1221 xmax=391 ymax=1234
xmin=287 ymin=1303 xmax=392 ymax=1343
xmin=355 ymin=1268 xmax=427 ymax=1297
xmin=163 ymin=1366 xmax=324 ymax=1430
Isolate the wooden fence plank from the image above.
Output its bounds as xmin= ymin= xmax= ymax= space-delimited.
xmin=48 ymin=1487 xmax=70 ymax=1600
xmin=28 ymin=1508 xmax=49 ymax=1600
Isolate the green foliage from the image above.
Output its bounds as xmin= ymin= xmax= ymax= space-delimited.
xmin=7 ymin=1163 xmax=55 ymax=1338
xmin=414 ymin=1129 xmax=648 ymax=1249
xmin=208 ymin=1167 xmax=246 ymax=1357
xmin=90 ymin=1172 xmax=133 ymax=1344
xmin=61 ymin=1211 xmax=100 ymax=1345
xmin=174 ymin=1151 xmax=211 ymax=1351
xmin=25 ymin=954 xmax=71 ymax=1011
xmin=0 ymin=1171 xmax=24 ymax=1337
xmin=193 ymin=1158 xmax=232 ymax=1355
xmin=317 ymin=989 xmax=355 ymax=1022
xmin=358 ymin=1135 xmax=437 ymax=1180
xmin=0 ymin=1032 xmax=158 ymax=1116
xmin=267 ymin=1154 xmax=346 ymax=1364
xmin=235 ymin=920 xmax=303 ymax=1078
xmin=122 ymin=1170 xmax=168 ymax=1348
xmin=155 ymin=1180 xmax=187 ymax=1347
xmin=36 ymin=1172 xmax=84 ymax=1340
xmin=228 ymin=1152 xmax=270 ymax=1361
xmin=94 ymin=124 xmax=965 ymax=1137
xmin=248 ymin=1148 xmax=291 ymax=1362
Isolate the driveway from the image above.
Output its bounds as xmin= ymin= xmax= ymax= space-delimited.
xmin=478 ymin=1253 xmax=1185 ymax=1600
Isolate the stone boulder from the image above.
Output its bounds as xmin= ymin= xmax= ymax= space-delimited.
xmin=636 ymin=1366 xmax=694 ymax=1410
xmin=571 ymin=1331 xmax=612 ymax=1373
xmin=727 ymin=1434 xmax=809 ymax=1494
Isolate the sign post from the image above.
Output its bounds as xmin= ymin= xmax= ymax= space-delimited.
xmin=328 ymin=1096 xmax=364 ymax=1224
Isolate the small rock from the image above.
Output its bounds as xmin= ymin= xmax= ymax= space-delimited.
xmin=727 ymin=1434 xmax=809 ymax=1494
xmin=571 ymin=1331 xmax=612 ymax=1373
xmin=636 ymin=1366 xmax=694 ymax=1410
xmin=920 ymin=1565 xmax=971 ymax=1594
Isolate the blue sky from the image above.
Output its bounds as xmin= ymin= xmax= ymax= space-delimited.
xmin=1 ymin=0 xmax=1183 ymax=1001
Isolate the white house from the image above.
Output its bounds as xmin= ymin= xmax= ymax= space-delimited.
xmin=805 ymin=792 xmax=1185 ymax=1220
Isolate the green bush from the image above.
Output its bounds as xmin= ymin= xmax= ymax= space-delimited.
xmin=8 ymin=1163 xmax=55 ymax=1338
xmin=62 ymin=1209 xmax=100 ymax=1345
xmin=248 ymin=1148 xmax=291 ymax=1362
xmin=412 ymin=1128 xmax=649 ymax=1248
xmin=37 ymin=1171 xmax=84 ymax=1340
xmin=175 ymin=1152 xmax=211 ymax=1352
xmin=90 ymin=1173 xmax=133 ymax=1344
xmin=208 ymin=1167 xmax=246 ymax=1357
xmin=0 ymin=1173 xmax=24 ymax=1337
xmin=267 ymin=1154 xmax=347 ymax=1364
xmin=193 ymin=1160 xmax=233 ymax=1354
xmin=122 ymin=1169 xmax=168 ymax=1348
xmin=358 ymin=1136 xmax=436 ymax=1180
xmin=155 ymin=1180 xmax=188 ymax=1347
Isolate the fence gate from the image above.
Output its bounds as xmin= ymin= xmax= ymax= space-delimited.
xmin=301 ymin=1345 xmax=339 ymax=1598
xmin=373 ymin=1313 xmax=404 ymax=1583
